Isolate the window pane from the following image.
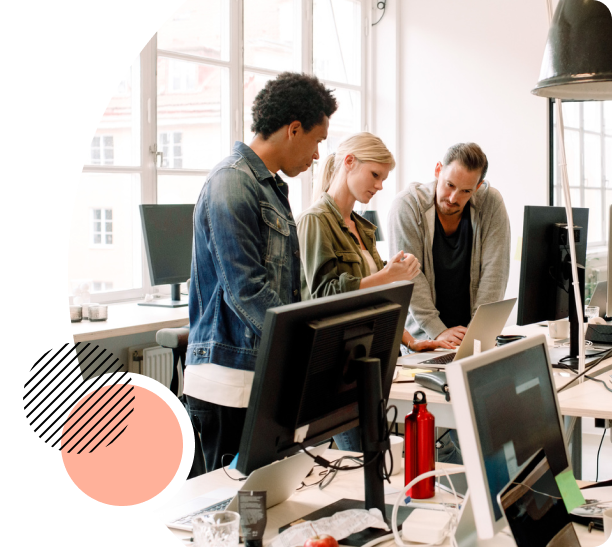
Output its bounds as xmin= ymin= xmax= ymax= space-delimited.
xmin=605 ymin=101 xmax=612 ymax=136
xmin=85 ymin=61 xmax=141 ymax=167
xmin=583 ymin=101 xmax=601 ymax=133
xmin=557 ymin=187 xmax=581 ymax=209
xmin=313 ymin=0 xmax=361 ymax=86
xmin=157 ymin=174 xmax=206 ymax=204
xmin=68 ymin=173 xmax=142 ymax=295
xmin=244 ymin=71 xmax=273 ymax=143
xmin=606 ymin=137 xmax=612 ymax=188
xmin=319 ymin=87 xmax=361 ymax=160
xmin=244 ymin=0 xmax=300 ymax=72
xmin=585 ymin=189 xmax=603 ymax=243
xmin=561 ymin=101 xmax=580 ymax=129
xmin=157 ymin=0 xmax=229 ymax=61
xmin=556 ymin=129 xmax=580 ymax=187
xmin=157 ymin=58 xmax=230 ymax=169
xmin=584 ymin=133 xmax=602 ymax=187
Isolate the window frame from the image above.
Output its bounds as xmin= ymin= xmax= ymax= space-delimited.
xmin=76 ymin=0 xmax=371 ymax=304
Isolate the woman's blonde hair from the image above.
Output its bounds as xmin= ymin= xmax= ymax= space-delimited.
xmin=313 ymin=132 xmax=396 ymax=201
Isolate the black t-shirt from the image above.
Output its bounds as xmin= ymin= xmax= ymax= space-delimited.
xmin=433 ymin=205 xmax=473 ymax=329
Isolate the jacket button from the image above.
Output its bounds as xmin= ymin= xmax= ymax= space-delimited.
xmin=294 ymin=250 xmax=300 ymax=258
xmin=203 ymin=349 xmax=208 ymax=355
xmin=293 ymin=289 xmax=298 ymax=296
xmin=198 ymin=348 xmax=204 ymax=355
xmin=193 ymin=350 xmax=196 ymax=355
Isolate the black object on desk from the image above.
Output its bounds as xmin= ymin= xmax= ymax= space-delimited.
xmin=496 ymin=335 xmax=526 ymax=346
xmin=586 ymin=324 xmax=612 ymax=344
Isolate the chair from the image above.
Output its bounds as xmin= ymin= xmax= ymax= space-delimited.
xmin=156 ymin=279 xmax=190 ymax=396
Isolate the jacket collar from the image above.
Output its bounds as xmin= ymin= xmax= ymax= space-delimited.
xmin=232 ymin=141 xmax=277 ymax=183
xmin=321 ymin=192 xmax=378 ymax=236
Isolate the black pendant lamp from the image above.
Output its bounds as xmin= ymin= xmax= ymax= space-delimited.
xmin=532 ymin=0 xmax=612 ymax=100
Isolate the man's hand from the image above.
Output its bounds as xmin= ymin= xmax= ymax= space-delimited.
xmin=410 ymin=339 xmax=456 ymax=352
xmin=436 ymin=326 xmax=467 ymax=345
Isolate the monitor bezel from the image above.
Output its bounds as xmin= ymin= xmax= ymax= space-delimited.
xmin=445 ymin=334 xmax=571 ymax=540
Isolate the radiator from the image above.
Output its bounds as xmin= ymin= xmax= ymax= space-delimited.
xmin=142 ymin=346 xmax=174 ymax=389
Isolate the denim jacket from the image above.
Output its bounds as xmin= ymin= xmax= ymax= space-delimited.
xmin=186 ymin=142 xmax=301 ymax=371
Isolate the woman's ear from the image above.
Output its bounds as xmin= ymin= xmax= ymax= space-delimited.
xmin=344 ymin=153 xmax=356 ymax=171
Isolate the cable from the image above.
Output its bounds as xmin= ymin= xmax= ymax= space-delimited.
xmin=596 ymin=428 xmax=607 ymax=482
xmin=391 ymin=466 xmax=466 ymax=547
xmin=372 ymin=1 xmax=386 ymax=26
xmin=555 ymin=360 xmax=612 ymax=393
xmin=220 ymin=453 xmax=247 ymax=481
xmin=556 ymin=349 xmax=612 ymax=393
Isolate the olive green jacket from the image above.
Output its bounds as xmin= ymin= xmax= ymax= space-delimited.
xmin=297 ymin=192 xmax=385 ymax=300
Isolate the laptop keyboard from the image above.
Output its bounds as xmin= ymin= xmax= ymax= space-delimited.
xmin=171 ymin=497 xmax=232 ymax=526
xmin=419 ymin=353 xmax=456 ymax=365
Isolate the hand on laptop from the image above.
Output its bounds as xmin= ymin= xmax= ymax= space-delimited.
xmin=436 ymin=326 xmax=467 ymax=345
xmin=402 ymin=329 xmax=456 ymax=352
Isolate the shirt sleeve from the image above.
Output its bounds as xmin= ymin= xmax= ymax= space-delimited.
xmin=388 ymin=196 xmax=447 ymax=340
xmin=198 ymin=168 xmax=284 ymax=337
xmin=297 ymin=213 xmax=362 ymax=298
xmin=472 ymin=196 xmax=511 ymax=311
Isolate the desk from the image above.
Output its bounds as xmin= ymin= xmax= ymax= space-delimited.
xmin=159 ymin=451 xmax=604 ymax=547
xmin=70 ymin=301 xmax=189 ymax=343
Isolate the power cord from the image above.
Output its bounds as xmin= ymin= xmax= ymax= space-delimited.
xmin=391 ymin=466 xmax=466 ymax=547
xmin=372 ymin=1 xmax=386 ymax=26
xmin=596 ymin=428 xmax=608 ymax=482
xmin=554 ymin=361 xmax=612 ymax=393
xmin=556 ymin=348 xmax=612 ymax=393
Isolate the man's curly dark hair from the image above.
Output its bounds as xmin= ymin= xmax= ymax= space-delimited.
xmin=251 ymin=72 xmax=338 ymax=139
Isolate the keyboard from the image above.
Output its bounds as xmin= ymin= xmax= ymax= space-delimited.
xmin=170 ymin=497 xmax=233 ymax=527
xmin=419 ymin=353 xmax=456 ymax=365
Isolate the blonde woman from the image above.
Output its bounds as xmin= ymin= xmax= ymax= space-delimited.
xmin=297 ymin=133 xmax=453 ymax=451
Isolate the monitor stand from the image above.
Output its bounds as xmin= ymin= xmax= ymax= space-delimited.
xmin=138 ymin=283 xmax=188 ymax=308
xmin=453 ymin=492 xmax=512 ymax=546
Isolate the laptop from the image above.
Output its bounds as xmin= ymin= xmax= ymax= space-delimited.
xmin=418 ymin=298 xmax=517 ymax=367
xmin=164 ymin=444 xmax=328 ymax=531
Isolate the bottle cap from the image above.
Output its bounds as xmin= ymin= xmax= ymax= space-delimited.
xmin=413 ymin=391 xmax=428 ymax=405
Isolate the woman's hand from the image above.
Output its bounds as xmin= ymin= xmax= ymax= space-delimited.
xmin=381 ymin=251 xmax=420 ymax=282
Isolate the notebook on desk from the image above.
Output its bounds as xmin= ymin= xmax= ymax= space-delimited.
xmin=418 ymin=298 xmax=517 ymax=367
xmin=164 ymin=444 xmax=327 ymax=531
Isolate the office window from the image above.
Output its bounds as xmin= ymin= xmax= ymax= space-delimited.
xmin=551 ymin=100 xmax=612 ymax=298
xmin=93 ymin=281 xmax=114 ymax=292
xmin=71 ymin=0 xmax=369 ymax=304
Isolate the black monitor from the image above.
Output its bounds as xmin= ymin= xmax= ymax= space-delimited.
xmin=517 ymin=205 xmax=589 ymax=366
xmin=139 ymin=204 xmax=194 ymax=308
xmin=237 ymin=281 xmax=413 ymax=526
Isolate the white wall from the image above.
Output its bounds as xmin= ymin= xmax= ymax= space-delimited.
xmin=374 ymin=0 xmax=554 ymax=323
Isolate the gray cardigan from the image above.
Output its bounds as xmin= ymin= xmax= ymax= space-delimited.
xmin=388 ymin=180 xmax=511 ymax=340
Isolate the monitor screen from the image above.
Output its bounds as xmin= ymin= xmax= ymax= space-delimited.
xmin=517 ymin=205 xmax=588 ymax=325
xmin=237 ymin=281 xmax=413 ymax=475
xmin=139 ymin=204 xmax=194 ymax=286
xmin=446 ymin=335 xmax=570 ymax=539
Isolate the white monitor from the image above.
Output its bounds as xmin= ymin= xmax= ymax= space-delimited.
xmin=446 ymin=335 xmax=571 ymax=539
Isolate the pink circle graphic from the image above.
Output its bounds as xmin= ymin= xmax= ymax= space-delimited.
xmin=61 ymin=384 xmax=182 ymax=506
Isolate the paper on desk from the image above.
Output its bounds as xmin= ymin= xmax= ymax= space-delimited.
xmin=396 ymin=367 xmax=432 ymax=381
xmin=269 ymin=509 xmax=389 ymax=547
xmin=555 ymin=470 xmax=586 ymax=513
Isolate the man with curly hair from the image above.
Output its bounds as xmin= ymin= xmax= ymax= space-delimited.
xmin=184 ymin=72 xmax=337 ymax=475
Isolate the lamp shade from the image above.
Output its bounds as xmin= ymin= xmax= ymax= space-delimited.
xmin=532 ymin=0 xmax=612 ymax=100
xmin=361 ymin=210 xmax=384 ymax=241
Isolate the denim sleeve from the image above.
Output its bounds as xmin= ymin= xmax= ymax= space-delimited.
xmin=298 ymin=213 xmax=362 ymax=298
xmin=200 ymin=167 xmax=284 ymax=337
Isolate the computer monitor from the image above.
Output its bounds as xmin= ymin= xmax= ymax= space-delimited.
xmin=139 ymin=204 xmax=194 ymax=308
xmin=446 ymin=335 xmax=571 ymax=540
xmin=517 ymin=205 xmax=589 ymax=365
xmin=237 ymin=281 xmax=413 ymax=518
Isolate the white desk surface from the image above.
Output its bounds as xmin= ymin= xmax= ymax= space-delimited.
xmin=391 ymin=322 xmax=612 ymax=422
xmin=70 ymin=301 xmax=189 ymax=343
xmin=158 ymin=450 xmax=603 ymax=547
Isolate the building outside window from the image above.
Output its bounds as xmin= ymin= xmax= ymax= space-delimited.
xmin=551 ymin=100 xmax=612 ymax=299
xmin=91 ymin=208 xmax=113 ymax=246
xmin=69 ymin=0 xmax=370 ymax=303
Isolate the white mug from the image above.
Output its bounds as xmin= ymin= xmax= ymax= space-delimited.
xmin=386 ymin=435 xmax=404 ymax=476
xmin=604 ymin=506 xmax=612 ymax=540
xmin=548 ymin=319 xmax=570 ymax=339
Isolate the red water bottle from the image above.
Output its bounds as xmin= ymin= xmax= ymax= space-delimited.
xmin=404 ymin=390 xmax=435 ymax=499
